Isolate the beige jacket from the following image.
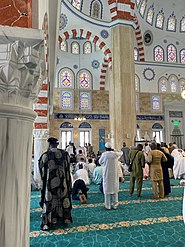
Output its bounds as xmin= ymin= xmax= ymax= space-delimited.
xmin=148 ymin=150 xmax=167 ymax=180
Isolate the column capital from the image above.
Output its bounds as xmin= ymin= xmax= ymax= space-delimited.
xmin=33 ymin=129 xmax=49 ymax=139
xmin=0 ymin=26 xmax=45 ymax=108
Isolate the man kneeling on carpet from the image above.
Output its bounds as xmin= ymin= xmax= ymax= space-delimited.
xmin=72 ymin=163 xmax=90 ymax=204
xmin=99 ymin=142 xmax=122 ymax=210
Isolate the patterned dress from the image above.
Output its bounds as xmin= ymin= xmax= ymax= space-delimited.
xmin=39 ymin=148 xmax=72 ymax=230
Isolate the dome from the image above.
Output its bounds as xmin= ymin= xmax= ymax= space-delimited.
xmin=135 ymin=0 xmax=185 ymax=33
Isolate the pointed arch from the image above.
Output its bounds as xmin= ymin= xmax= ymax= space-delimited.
xmin=58 ymin=29 xmax=112 ymax=68
xmin=180 ymin=49 xmax=185 ymax=63
xmin=167 ymin=44 xmax=177 ymax=63
xmin=154 ymin=45 xmax=164 ymax=62
xmin=90 ymin=0 xmax=103 ymax=19
xmin=156 ymin=9 xmax=164 ymax=29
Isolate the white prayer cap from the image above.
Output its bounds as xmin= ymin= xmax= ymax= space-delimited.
xmin=105 ymin=142 xmax=112 ymax=148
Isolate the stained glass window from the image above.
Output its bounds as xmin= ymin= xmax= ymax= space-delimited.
xmin=139 ymin=0 xmax=147 ymax=17
xmin=60 ymin=41 xmax=67 ymax=51
xmin=80 ymin=92 xmax=91 ymax=109
xmin=79 ymin=72 xmax=90 ymax=89
xmin=180 ymin=17 xmax=185 ymax=32
xmin=152 ymin=96 xmax=160 ymax=111
xmin=134 ymin=48 xmax=138 ymax=61
xmin=169 ymin=75 xmax=177 ymax=93
xmin=167 ymin=45 xmax=177 ymax=63
xmin=180 ymin=78 xmax=185 ymax=91
xmin=156 ymin=12 xmax=164 ymax=29
xmin=84 ymin=42 xmax=92 ymax=54
xmin=92 ymin=1 xmax=100 ymax=19
xmin=167 ymin=15 xmax=176 ymax=31
xmin=61 ymin=91 xmax=73 ymax=109
xmin=146 ymin=6 xmax=154 ymax=25
xmin=159 ymin=77 xmax=167 ymax=92
xmin=135 ymin=74 xmax=140 ymax=92
xmin=61 ymin=71 xmax=72 ymax=88
xmin=154 ymin=46 xmax=164 ymax=62
xmin=72 ymin=0 xmax=82 ymax=10
xmin=71 ymin=41 xmax=80 ymax=54
xmin=180 ymin=49 xmax=185 ymax=63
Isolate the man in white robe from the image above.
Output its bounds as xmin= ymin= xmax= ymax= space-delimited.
xmin=99 ymin=142 xmax=121 ymax=210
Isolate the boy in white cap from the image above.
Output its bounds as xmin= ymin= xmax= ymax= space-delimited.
xmin=99 ymin=142 xmax=122 ymax=210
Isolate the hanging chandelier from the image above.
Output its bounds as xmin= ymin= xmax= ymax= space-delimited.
xmin=74 ymin=114 xmax=86 ymax=121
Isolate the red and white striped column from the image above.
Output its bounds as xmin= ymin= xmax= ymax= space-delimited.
xmin=99 ymin=58 xmax=109 ymax=90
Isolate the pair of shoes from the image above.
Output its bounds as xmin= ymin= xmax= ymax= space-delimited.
xmin=137 ymin=195 xmax=142 ymax=198
xmin=104 ymin=206 xmax=111 ymax=210
xmin=112 ymin=205 xmax=118 ymax=210
xmin=159 ymin=196 xmax=164 ymax=199
xmin=79 ymin=194 xmax=87 ymax=204
xmin=152 ymin=196 xmax=159 ymax=200
xmin=41 ymin=225 xmax=49 ymax=231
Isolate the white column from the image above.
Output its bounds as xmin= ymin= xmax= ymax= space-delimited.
xmin=0 ymin=26 xmax=45 ymax=247
xmin=33 ymin=129 xmax=49 ymax=188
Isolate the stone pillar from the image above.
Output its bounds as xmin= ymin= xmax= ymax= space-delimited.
xmin=109 ymin=25 xmax=136 ymax=150
xmin=0 ymin=26 xmax=44 ymax=247
xmin=33 ymin=129 xmax=48 ymax=188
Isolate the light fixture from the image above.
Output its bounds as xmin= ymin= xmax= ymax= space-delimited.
xmin=74 ymin=114 xmax=86 ymax=121
xmin=181 ymin=89 xmax=185 ymax=99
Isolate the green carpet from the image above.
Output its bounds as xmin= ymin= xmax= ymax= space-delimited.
xmin=30 ymin=178 xmax=185 ymax=247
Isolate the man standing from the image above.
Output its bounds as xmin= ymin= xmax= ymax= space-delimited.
xmin=148 ymin=142 xmax=167 ymax=199
xmin=128 ymin=144 xmax=145 ymax=197
xmin=39 ymin=137 xmax=72 ymax=230
xmin=99 ymin=143 xmax=121 ymax=210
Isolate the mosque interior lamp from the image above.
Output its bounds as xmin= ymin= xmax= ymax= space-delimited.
xmin=74 ymin=115 xmax=86 ymax=121
xmin=181 ymin=89 xmax=185 ymax=99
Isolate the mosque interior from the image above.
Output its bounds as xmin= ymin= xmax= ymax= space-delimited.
xmin=1 ymin=0 xmax=185 ymax=246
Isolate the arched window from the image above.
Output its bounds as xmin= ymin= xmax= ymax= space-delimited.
xmin=71 ymin=41 xmax=80 ymax=54
xmin=139 ymin=0 xmax=147 ymax=17
xmin=152 ymin=123 xmax=163 ymax=143
xmin=169 ymin=75 xmax=178 ymax=93
xmin=79 ymin=122 xmax=92 ymax=147
xmin=135 ymin=74 xmax=140 ymax=92
xmin=72 ymin=0 xmax=82 ymax=10
xmin=136 ymin=125 xmax=141 ymax=141
xmin=167 ymin=12 xmax=176 ymax=31
xmin=60 ymin=122 xmax=73 ymax=149
xmin=90 ymin=0 xmax=102 ymax=19
xmin=79 ymin=92 xmax=91 ymax=110
xmin=179 ymin=78 xmax=185 ymax=91
xmin=154 ymin=46 xmax=164 ymax=62
xmin=158 ymin=77 xmax=167 ymax=93
xmin=59 ymin=68 xmax=75 ymax=110
xmin=180 ymin=49 xmax=185 ymax=63
xmin=78 ymin=70 xmax=92 ymax=89
xmin=59 ymin=68 xmax=74 ymax=88
xmin=167 ymin=44 xmax=177 ymax=63
xmin=61 ymin=91 xmax=73 ymax=109
xmin=84 ymin=41 xmax=92 ymax=54
xmin=146 ymin=5 xmax=154 ymax=25
xmin=60 ymin=40 xmax=67 ymax=52
xmin=134 ymin=48 xmax=139 ymax=61
xmin=152 ymin=95 xmax=160 ymax=111
xmin=156 ymin=10 xmax=164 ymax=29
xmin=180 ymin=16 xmax=185 ymax=32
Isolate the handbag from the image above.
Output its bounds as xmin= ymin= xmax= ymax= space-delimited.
xmin=128 ymin=151 xmax=139 ymax=172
